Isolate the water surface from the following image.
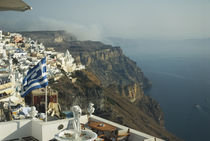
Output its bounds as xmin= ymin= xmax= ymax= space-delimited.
xmin=110 ymin=38 xmax=210 ymax=141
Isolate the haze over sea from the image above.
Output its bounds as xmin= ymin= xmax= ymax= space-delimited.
xmin=110 ymin=38 xmax=210 ymax=141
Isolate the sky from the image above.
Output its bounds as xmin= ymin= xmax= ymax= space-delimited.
xmin=0 ymin=0 xmax=210 ymax=41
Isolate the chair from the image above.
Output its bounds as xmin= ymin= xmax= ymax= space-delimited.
xmin=143 ymin=137 xmax=157 ymax=141
xmin=95 ymin=138 xmax=104 ymax=141
xmin=114 ymin=128 xmax=130 ymax=141
xmin=94 ymin=134 xmax=105 ymax=141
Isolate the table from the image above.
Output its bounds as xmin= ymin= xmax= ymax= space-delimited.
xmin=88 ymin=121 xmax=117 ymax=132
xmin=88 ymin=121 xmax=117 ymax=140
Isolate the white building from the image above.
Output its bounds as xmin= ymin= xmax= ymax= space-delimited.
xmin=13 ymin=49 xmax=27 ymax=58
xmin=62 ymin=50 xmax=85 ymax=73
xmin=0 ymin=41 xmax=4 ymax=50
xmin=0 ymin=30 xmax=2 ymax=40
xmin=0 ymin=42 xmax=6 ymax=58
xmin=62 ymin=50 xmax=76 ymax=72
xmin=9 ymin=33 xmax=22 ymax=38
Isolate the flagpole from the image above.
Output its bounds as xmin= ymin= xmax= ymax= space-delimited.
xmin=45 ymin=56 xmax=48 ymax=122
xmin=21 ymin=57 xmax=48 ymax=121
xmin=45 ymin=85 xmax=47 ymax=122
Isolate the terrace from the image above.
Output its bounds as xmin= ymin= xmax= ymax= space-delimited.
xmin=0 ymin=115 xmax=164 ymax=141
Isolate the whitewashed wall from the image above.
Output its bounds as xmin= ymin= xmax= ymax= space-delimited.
xmin=0 ymin=119 xmax=31 ymax=140
xmin=0 ymin=115 xmax=164 ymax=141
xmin=34 ymin=119 xmax=70 ymax=140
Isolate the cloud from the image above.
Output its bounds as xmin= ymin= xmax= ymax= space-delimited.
xmin=0 ymin=16 xmax=104 ymax=41
xmin=36 ymin=17 xmax=105 ymax=41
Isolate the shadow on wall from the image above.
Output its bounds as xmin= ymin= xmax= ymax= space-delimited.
xmin=1 ymin=120 xmax=31 ymax=140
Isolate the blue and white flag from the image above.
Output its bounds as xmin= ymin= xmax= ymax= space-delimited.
xmin=21 ymin=57 xmax=48 ymax=97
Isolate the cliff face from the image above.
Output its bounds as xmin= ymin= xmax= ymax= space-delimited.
xmin=44 ymin=41 xmax=144 ymax=102
xmin=50 ymin=70 xmax=104 ymax=111
xmin=21 ymin=31 xmax=182 ymax=141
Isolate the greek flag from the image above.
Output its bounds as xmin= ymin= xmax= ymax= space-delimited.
xmin=21 ymin=57 xmax=48 ymax=97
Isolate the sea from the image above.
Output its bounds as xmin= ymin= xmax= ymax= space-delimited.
xmin=109 ymin=38 xmax=210 ymax=141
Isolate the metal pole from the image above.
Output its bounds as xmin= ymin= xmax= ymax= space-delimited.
xmin=45 ymin=56 xmax=48 ymax=122
xmin=45 ymin=86 xmax=47 ymax=122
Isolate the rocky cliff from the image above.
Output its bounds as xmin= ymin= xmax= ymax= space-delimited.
xmin=20 ymin=30 xmax=182 ymax=141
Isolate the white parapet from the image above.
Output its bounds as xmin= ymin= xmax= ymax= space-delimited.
xmin=0 ymin=115 xmax=164 ymax=141
xmin=0 ymin=119 xmax=31 ymax=140
xmin=90 ymin=115 xmax=164 ymax=141
xmin=0 ymin=30 xmax=2 ymax=40
xmin=31 ymin=118 xmax=70 ymax=141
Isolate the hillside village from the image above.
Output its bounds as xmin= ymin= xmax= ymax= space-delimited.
xmin=0 ymin=30 xmax=85 ymax=121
